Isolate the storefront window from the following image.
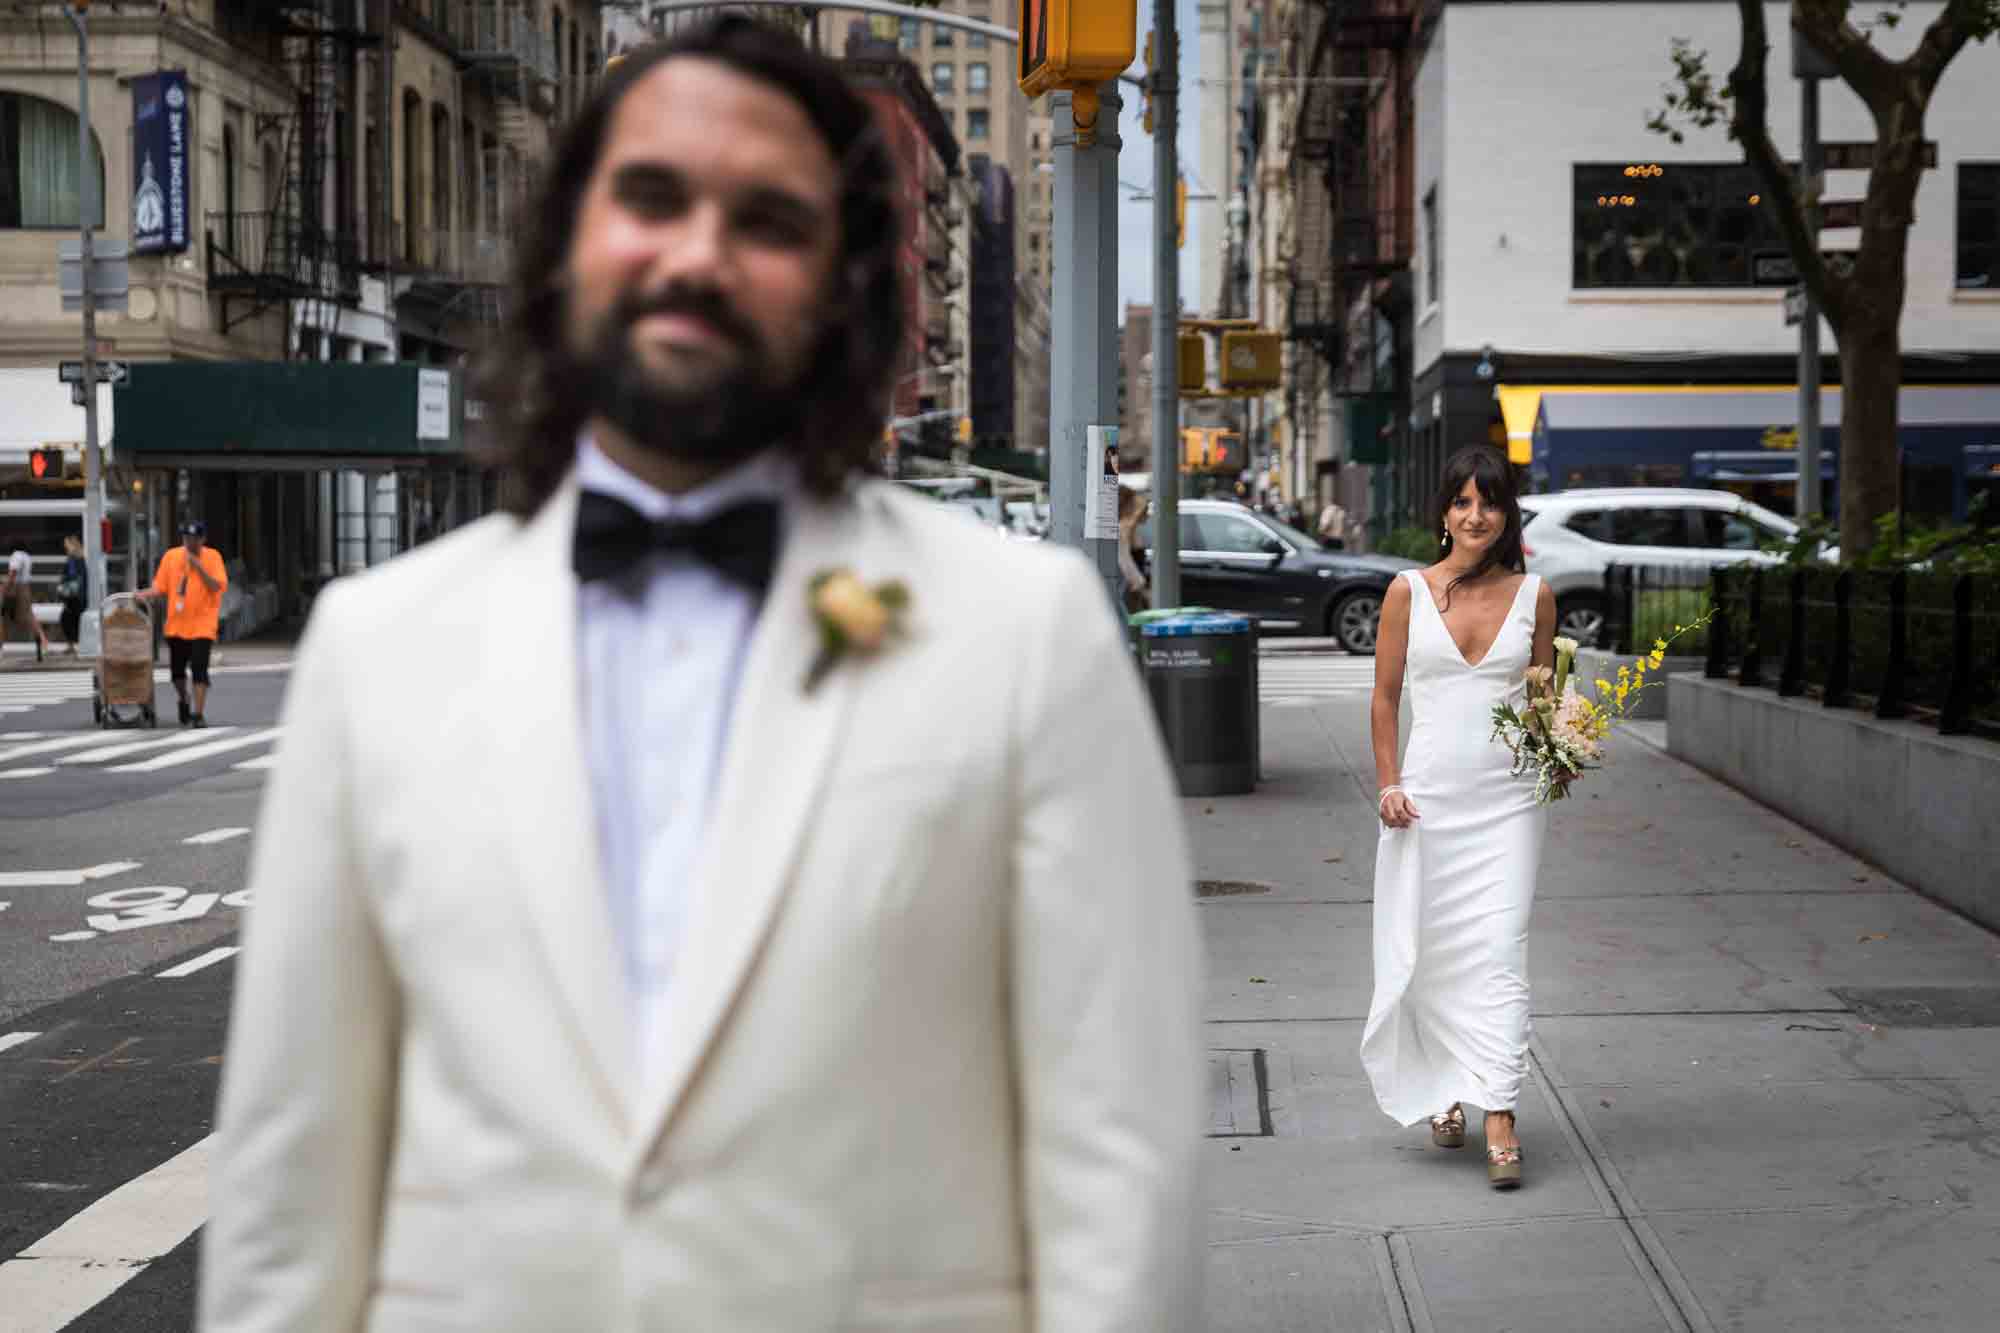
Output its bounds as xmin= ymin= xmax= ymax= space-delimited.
xmin=1573 ymin=162 xmax=1787 ymax=288
xmin=1957 ymin=163 xmax=1998 ymax=290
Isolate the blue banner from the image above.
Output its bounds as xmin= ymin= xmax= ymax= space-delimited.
xmin=131 ymin=71 xmax=190 ymax=255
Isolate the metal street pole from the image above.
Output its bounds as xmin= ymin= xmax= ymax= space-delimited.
xmin=1048 ymin=85 xmax=1123 ymax=610
xmin=1798 ymin=73 xmax=1823 ymax=523
xmin=1149 ymin=0 xmax=1182 ymax=609
xmin=67 ymin=4 xmax=106 ymax=614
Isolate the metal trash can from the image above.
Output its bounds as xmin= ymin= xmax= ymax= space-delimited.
xmin=1134 ymin=611 xmax=1259 ymax=796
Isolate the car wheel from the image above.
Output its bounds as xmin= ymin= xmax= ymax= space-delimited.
xmin=1331 ymin=590 xmax=1383 ymax=656
xmin=1557 ymin=593 xmax=1606 ymax=648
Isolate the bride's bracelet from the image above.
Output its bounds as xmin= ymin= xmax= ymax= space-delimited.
xmin=1377 ymin=784 xmax=1406 ymax=812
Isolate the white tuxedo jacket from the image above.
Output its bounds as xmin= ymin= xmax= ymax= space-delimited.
xmin=199 ymin=478 xmax=1204 ymax=1333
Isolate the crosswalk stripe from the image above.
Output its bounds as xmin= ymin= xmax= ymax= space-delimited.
xmin=0 ymin=767 xmax=56 ymax=780
xmin=0 ymin=1031 xmax=40 ymax=1055
xmin=232 ymin=753 xmax=277 ymax=771
xmin=0 ymin=1135 xmax=212 ymax=1330
xmin=56 ymin=728 xmax=237 ymax=765
xmin=0 ymin=734 xmax=130 ymax=764
xmin=109 ymin=727 xmax=282 ymax=773
xmin=156 ymin=946 xmax=239 ymax=978
xmin=183 ymin=827 xmax=252 ymax=846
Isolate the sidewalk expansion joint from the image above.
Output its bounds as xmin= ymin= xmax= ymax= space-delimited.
xmin=1530 ymin=1036 xmax=1718 ymax=1333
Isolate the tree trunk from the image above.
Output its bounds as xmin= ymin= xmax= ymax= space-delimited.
xmin=1837 ymin=311 xmax=1901 ymax=557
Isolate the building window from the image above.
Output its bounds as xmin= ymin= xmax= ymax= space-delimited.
xmin=932 ymin=63 xmax=954 ymax=95
xmin=221 ymin=121 xmax=238 ymax=250
xmin=968 ymin=62 xmax=990 ymax=94
xmin=0 ymin=92 xmax=106 ymax=227
xmin=932 ymin=22 xmax=953 ymax=46
xmin=1959 ymin=163 xmax=1998 ymax=289
xmin=900 ymin=18 xmax=919 ymax=51
xmin=968 ymin=109 xmax=989 ymax=141
xmin=1422 ymin=186 xmax=1438 ymax=306
xmin=1573 ymin=162 xmax=1787 ymax=288
xmin=968 ymin=9 xmax=990 ymax=48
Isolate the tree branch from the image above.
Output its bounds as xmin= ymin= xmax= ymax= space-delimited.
xmin=1730 ymin=0 xmax=1848 ymax=326
xmin=1795 ymin=1 xmax=1902 ymax=110
xmin=1906 ymin=0 xmax=1991 ymax=98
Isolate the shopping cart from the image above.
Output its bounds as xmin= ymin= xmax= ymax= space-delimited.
xmin=94 ymin=592 xmax=157 ymax=728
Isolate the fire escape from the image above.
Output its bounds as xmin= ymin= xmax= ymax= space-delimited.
xmin=206 ymin=2 xmax=374 ymax=343
xmin=1285 ymin=0 xmax=1416 ymax=477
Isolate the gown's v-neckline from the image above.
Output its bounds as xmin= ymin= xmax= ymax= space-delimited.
xmin=1416 ymin=571 xmax=1531 ymax=671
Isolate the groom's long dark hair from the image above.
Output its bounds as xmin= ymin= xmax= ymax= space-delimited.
xmin=477 ymin=16 xmax=907 ymax=516
xmin=1433 ymin=446 xmax=1526 ymax=610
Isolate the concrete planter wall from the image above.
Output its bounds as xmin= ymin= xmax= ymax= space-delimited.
xmin=1574 ymin=648 xmax=1705 ymax=721
xmin=1669 ymin=673 xmax=2000 ymax=931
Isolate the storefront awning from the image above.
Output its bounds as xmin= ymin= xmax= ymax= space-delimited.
xmin=0 ymin=368 xmax=115 ymax=463
xmin=112 ymin=362 xmax=467 ymax=459
xmin=1496 ymin=383 xmax=1792 ymax=467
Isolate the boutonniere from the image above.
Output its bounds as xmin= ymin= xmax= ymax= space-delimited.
xmin=805 ymin=568 xmax=910 ymax=694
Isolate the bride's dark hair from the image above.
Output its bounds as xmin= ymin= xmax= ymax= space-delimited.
xmin=1433 ymin=446 xmax=1526 ymax=610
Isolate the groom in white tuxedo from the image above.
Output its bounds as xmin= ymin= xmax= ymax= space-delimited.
xmin=199 ymin=17 xmax=1203 ymax=1333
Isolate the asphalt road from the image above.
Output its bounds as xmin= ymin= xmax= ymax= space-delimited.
xmin=1 ymin=663 xmax=286 ymax=1331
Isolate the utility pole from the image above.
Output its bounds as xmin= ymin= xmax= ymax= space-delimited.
xmin=1048 ymin=84 xmax=1123 ymax=610
xmin=66 ymin=2 xmax=107 ymax=620
xmin=1149 ymin=0 xmax=1181 ymax=609
xmin=1793 ymin=29 xmax=1832 ymax=523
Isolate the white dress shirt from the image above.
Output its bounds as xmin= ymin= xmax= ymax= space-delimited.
xmin=573 ymin=440 xmax=791 ymax=1081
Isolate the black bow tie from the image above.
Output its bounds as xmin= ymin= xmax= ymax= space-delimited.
xmin=572 ymin=490 xmax=782 ymax=595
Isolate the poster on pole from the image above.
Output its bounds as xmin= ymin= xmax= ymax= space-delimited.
xmin=1085 ymin=425 xmax=1121 ymax=540
xmin=131 ymin=71 xmax=190 ymax=255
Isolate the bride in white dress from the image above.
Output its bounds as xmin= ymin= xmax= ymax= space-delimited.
xmin=1361 ymin=447 xmax=1560 ymax=1190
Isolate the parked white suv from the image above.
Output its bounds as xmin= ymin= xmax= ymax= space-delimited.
xmin=1519 ymin=488 xmax=1807 ymax=646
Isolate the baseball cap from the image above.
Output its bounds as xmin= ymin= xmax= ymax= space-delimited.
xmin=180 ymin=520 xmax=207 ymax=537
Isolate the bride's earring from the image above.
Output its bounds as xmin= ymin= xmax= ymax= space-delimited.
xmin=1440 ymin=531 xmax=1450 ymax=548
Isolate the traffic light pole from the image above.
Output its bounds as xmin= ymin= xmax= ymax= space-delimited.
xmin=68 ymin=3 xmax=107 ymax=626
xmin=1148 ymin=1 xmax=1181 ymax=610
xmin=1798 ymin=72 xmax=1823 ymax=523
xmin=1048 ymin=84 xmax=1123 ymax=611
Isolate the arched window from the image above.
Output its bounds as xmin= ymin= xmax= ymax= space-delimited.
xmin=0 ymin=91 xmax=106 ymax=228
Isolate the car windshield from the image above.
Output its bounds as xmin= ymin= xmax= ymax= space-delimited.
xmin=1255 ymin=514 xmax=1323 ymax=551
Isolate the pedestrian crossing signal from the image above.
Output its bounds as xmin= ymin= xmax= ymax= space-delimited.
xmin=28 ymin=448 xmax=64 ymax=480
xmin=1018 ymin=0 xmax=1138 ymax=101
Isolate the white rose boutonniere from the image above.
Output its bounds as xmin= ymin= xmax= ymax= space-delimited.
xmin=805 ymin=569 xmax=910 ymax=693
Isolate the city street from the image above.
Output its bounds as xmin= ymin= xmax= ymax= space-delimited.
xmin=0 ymin=656 xmax=286 ymax=1332
xmin=5 ymin=646 xmax=1998 ymax=1331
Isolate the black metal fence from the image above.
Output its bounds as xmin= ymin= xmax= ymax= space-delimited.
xmin=1704 ymin=565 xmax=2000 ymax=740
xmin=1603 ymin=563 xmax=1717 ymax=657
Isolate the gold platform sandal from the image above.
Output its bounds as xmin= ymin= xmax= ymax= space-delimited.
xmin=1487 ymin=1144 xmax=1523 ymax=1189
xmin=1429 ymin=1104 xmax=1466 ymax=1149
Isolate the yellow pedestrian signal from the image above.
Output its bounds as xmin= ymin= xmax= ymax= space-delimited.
xmin=1141 ymin=32 xmax=1155 ymax=135
xmin=1019 ymin=0 xmax=1138 ymax=136
xmin=1176 ymin=175 xmax=1187 ymax=249
xmin=956 ymin=415 xmax=974 ymax=444
xmin=1177 ymin=334 xmax=1205 ymax=392
xmin=1219 ymin=330 xmax=1282 ymax=391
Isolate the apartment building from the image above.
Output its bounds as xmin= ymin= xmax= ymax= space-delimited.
xmin=2 ymin=0 xmax=601 ymax=632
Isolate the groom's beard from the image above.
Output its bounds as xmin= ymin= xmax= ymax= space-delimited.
xmin=563 ymin=286 xmax=815 ymax=466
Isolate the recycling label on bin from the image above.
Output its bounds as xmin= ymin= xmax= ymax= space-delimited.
xmin=1145 ymin=641 xmax=1240 ymax=670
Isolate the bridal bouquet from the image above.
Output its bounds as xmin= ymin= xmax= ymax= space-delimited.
xmin=1490 ymin=615 xmax=1713 ymax=804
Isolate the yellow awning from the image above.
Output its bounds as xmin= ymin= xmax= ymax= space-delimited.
xmin=1494 ymin=383 xmax=1795 ymax=466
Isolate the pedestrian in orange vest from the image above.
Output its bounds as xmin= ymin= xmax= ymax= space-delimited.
xmin=140 ymin=520 xmax=228 ymax=727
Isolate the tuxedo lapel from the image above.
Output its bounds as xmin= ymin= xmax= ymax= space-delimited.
xmin=491 ymin=481 xmax=632 ymax=1130
xmin=630 ymin=491 xmax=867 ymax=1165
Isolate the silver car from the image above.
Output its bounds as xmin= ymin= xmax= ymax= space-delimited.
xmin=1519 ymin=488 xmax=1806 ymax=646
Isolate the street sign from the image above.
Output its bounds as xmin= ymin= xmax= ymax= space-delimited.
xmin=57 ymin=238 xmax=130 ymax=313
xmin=1822 ymin=140 xmax=1938 ymax=172
xmin=58 ymin=359 xmax=129 ymax=385
xmin=1783 ymin=286 xmax=1806 ymax=326
xmin=1752 ymin=250 xmax=1856 ymax=286
xmin=1819 ymin=199 xmax=1864 ymax=229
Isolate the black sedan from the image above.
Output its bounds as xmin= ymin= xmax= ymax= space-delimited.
xmin=1140 ymin=500 xmax=1420 ymax=654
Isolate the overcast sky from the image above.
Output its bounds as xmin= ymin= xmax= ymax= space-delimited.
xmin=1116 ymin=0 xmax=1206 ymax=320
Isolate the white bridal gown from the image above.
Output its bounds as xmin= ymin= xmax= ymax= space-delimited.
xmin=1361 ymin=569 xmax=1548 ymax=1125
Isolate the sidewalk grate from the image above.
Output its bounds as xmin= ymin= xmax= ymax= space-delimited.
xmin=1207 ymin=1049 xmax=1272 ymax=1137
xmin=1831 ymin=986 xmax=2000 ymax=1028
xmin=1197 ymin=879 xmax=1273 ymax=897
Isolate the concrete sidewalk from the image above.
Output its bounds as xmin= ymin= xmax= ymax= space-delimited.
xmin=1195 ymin=681 xmax=2000 ymax=1331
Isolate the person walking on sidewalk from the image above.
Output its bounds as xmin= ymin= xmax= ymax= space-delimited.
xmin=2 ymin=544 xmax=51 ymax=662
xmin=58 ymin=534 xmax=87 ymax=655
xmin=1361 ymin=446 xmax=1557 ymax=1189
xmin=141 ymin=520 xmax=227 ymax=727
xmin=200 ymin=19 xmax=1202 ymax=1333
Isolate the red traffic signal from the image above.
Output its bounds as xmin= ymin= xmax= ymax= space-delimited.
xmin=28 ymin=448 xmax=64 ymax=480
